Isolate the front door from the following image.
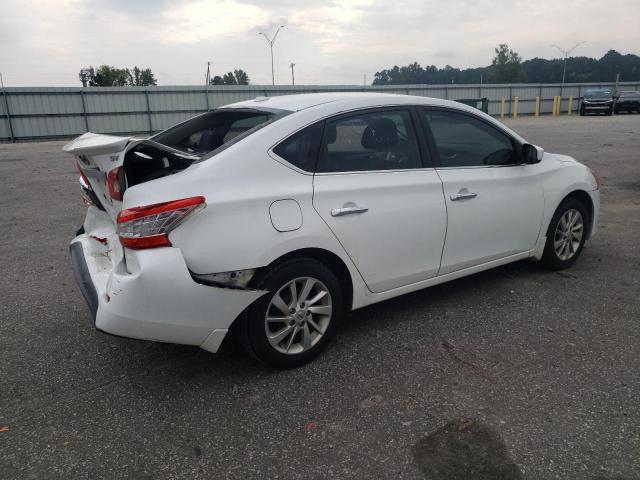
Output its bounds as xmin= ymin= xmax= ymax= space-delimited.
xmin=418 ymin=108 xmax=544 ymax=275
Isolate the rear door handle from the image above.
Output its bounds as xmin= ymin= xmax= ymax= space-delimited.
xmin=450 ymin=191 xmax=477 ymax=201
xmin=331 ymin=205 xmax=369 ymax=217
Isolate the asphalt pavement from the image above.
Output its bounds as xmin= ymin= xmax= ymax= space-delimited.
xmin=1 ymin=114 xmax=639 ymax=479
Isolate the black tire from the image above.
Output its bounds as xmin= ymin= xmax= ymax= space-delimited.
xmin=605 ymin=107 xmax=613 ymax=116
xmin=541 ymin=198 xmax=589 ymax=270
xmin=235 ymin=258 xmax=344 ymax=369
xmin=579 ymin=106 xmax=585 ymax=116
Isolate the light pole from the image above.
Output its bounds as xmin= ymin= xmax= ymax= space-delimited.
xmin=290 ymin=62 xmax=295 ymax=86
xmin=550 ymin=41 xmax=586 ymax=84
xmin=259 ymin=25 xmax=285 ymax=85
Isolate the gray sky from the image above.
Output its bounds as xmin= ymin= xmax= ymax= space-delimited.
xmin=1 ymin=0 xmax=638 ymax=86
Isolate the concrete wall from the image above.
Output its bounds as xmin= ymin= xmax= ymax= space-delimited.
xmin=2 ymin=82 xmax=639 ymax=141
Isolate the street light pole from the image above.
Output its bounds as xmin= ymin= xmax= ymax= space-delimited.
xmin=550 ymin=41 xmax=586 ymax=84
xmin=259 ymin=25 xmax=285 ymax=86
xmin=290 ymin=63 xmax=296 ymax=86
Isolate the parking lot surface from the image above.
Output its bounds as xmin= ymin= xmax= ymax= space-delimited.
xmin=1 ymin=114 xmax=639 ymax=479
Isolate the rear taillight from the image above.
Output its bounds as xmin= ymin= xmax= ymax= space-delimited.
xmin=116 ymin=196 xmax=205 ymax=249
xmin=107 ymin=167 xmax=123 ymax=201
xmin=76 ymin=162 xmax=93 ymax=206
xmin=76 ymin=162 xmax=91 ymax=188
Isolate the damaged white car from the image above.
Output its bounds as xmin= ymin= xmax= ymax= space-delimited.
xmin=67 ymin=93 xmax=599 ymax=368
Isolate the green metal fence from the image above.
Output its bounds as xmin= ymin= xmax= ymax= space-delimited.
xmin=2 ymin=82 xmax=639 ymax=142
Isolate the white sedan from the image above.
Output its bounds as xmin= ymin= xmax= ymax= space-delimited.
xmin=66 ymin=93 xmax=599 ymax=368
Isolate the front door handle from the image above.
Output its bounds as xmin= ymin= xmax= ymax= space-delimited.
xmin=450 ymin=190 xmax=478 ymax=201
xmin=331 ymin=205 xmax=369 ymax=217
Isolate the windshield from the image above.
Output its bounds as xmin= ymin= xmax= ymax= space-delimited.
xmin=151 ymin=108 xmax=276 ymax=155
xmin=584 ymin=89 xmax=612 ymax=100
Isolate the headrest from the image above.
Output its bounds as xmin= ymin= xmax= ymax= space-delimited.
xmin=361 ymin=117 xmax=398 ymax=150
xmin=325 ymin=122 xmax=337 ymax=144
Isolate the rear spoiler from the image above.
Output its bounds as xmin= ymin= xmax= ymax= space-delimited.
xmin=63 ymin=132 xmax=138 ymax=157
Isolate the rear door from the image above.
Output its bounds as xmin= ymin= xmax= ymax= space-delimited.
xmin=418 ymin=108 xmax=544 ymax=275
xmin=312 ymin=108 xmax=447 ymax=293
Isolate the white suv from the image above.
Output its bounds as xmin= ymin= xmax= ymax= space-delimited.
xmin=66 ymin=93 xmax=599 ymax=368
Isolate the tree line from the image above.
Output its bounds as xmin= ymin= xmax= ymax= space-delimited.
xmin=373 ymin=46 xmax=640 ymax=85
xmin=78 ymin=65 xmax=251 ymax=86
xmin=79 ymin=66 xmax=158 ymax=87
xmin=79 ymin=46 xmax=639 ymax=87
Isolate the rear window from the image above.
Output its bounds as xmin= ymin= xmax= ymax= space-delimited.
xmin=152 ymin=109 xmax=275 ymax=155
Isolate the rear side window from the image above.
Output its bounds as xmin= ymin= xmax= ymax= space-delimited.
xmin=422 ymin=110 xmax=517 ymax=167
xmin=272 ymin=122 xmax=323 ymax=172
xmin=152 ymin=109 xmax=274 ymax=155
xmin=317 ymin=110 xmax=422 ymax=173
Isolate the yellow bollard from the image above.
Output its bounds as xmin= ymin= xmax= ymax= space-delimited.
xmin=513 ymin=96 xmax=519 ymax=118
xmin=552 ymin=96 xmax=557 ymax=116
xmin=500 ymin=97 xmax=505 ymax=118
xmin=567 ymin=96 xmax=573 ymax=115
xmin=535 ymin=96 xmax=540 ymax=117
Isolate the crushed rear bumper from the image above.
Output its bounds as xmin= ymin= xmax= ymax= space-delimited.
xmin=69 ymin=207 xmax=267 ymax=353
xmin=69 ymin=241 xmax=99 ymax=322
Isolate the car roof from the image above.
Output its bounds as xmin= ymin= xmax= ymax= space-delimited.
xmin=224 ymin=92 xmax=469 ymax=113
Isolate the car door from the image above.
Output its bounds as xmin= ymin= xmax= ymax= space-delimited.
xmin=418 ymin=108 xmax=544 ymax=275
xmin=312 ymin=108 xmax=447 ymax=293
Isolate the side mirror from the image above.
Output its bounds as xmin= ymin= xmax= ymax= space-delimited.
xmin=523 ymin=143 xmax=544 ymax=164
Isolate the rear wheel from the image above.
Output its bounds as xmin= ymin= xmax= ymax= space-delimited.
xmin=236 ymin=258 xmax=344 ymax=368
xmin=541 ymin=198 xmax=588 ymax=270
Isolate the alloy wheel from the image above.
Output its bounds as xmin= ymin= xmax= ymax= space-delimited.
xmin=554 ymin=209 xmax=584 ymax=261
xmin=264 ymin=277 xmax=332 ymax=355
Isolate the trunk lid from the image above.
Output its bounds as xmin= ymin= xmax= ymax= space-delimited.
xmin=64 ymin=133 xmax=141 ymax=222
xmin=64 ymin=133 xmax=200 ymax=222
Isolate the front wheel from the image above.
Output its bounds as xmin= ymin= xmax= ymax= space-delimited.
xmin=541 ymin=198 xmax=588 ymax=270
xmin=236 ymin=258 xmax=344 ymax=368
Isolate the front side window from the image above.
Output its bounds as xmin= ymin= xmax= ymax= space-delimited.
xmin=317 ymin=110 xmax=422 ymax=173
xmin=422 ymin=110 xmax=517 ymax=167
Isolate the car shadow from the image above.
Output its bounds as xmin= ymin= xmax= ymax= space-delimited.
xmin=119 ymin=259 xmax=545 ymax=385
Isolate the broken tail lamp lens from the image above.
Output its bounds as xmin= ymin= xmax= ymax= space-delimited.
xmin=107 ymin=166 xmax=124 ymax=201
xmin=117 ymin=196 xmax=205 ymax=249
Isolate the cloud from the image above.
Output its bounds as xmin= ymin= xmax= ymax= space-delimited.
xmin=0 ymin=0 xmax=638 ymax=86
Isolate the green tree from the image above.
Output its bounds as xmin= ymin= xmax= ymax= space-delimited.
xmin=222 ymin=72 xmax=237 ymax=85
xmin=80 ymin=65 xmax=157 ymax=86
xmin=209 ymin=69 xmax=250 ymax=85
xmin=130 ymin=66 xmax=157 ymax=86
xmin=233 ymin=69 xmax=250 ymax=85
xmin=88 ymin=65 xmax=130 ymax=86
xmin=487 ymin=44 xmax=527 ymax=83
